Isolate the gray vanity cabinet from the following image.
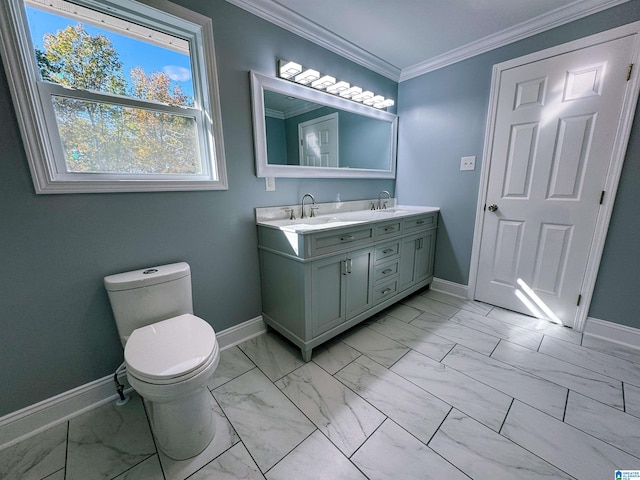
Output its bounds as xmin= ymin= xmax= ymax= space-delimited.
xmin=257 ymin=211 xmax=437 ymax=361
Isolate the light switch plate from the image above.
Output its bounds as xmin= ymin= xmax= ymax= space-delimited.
xmin=265 ymin=177 xmax=276 ymax=191
xmin=460 ymin=156 xmax=476 ymax=171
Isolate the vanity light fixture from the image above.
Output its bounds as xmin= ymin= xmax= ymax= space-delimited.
xmin=365 ymin=94 xmax=384 ymax=106
xmin=311 ymin=75 xmax=336 ymax=90
xmin=340 ymin=86 xmax=362 ymax=99
xmin=294 ymin=68 xmax=320 ymax=85
xmin=278 ymin=60 xmax=302 ymax=79
xmin=352 ymin=90 xmax=374 ymax=103
xmin=326 ymin=81 xmax=350 ymax=94
xmin=276 ymin=59 xmax=394 ymax=110
xmin=373 ymin=98 xmax=395 ymax=109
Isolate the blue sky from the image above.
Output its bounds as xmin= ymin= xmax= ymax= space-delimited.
xmin=25 ymin=6 xmax=194 ymax=98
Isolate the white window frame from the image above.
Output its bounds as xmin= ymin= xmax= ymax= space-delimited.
xmin=0 ymin=0 xmax=228 ymax=193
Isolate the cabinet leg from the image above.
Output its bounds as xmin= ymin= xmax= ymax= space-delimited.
xmin=301 ymin=348 xmax=312 ymax=362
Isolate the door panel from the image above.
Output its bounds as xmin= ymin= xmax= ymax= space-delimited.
xmin=503 ymin=122 xmax=537 ymax=198
xmin=475 ymin=34 xmax=637 ymax=326
xmin=299 ymin=113 xmax=338 ymax=167
xmin=491 ymin=220 xmax=524 ymax=287
xmin=532 ymin=223 xmax=573 ymax=295
xmin=547 ymin=114 xmax=594 ymax=199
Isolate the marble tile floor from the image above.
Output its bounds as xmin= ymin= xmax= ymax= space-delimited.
xmin=3 ymin=288 xmax=640 ymax=479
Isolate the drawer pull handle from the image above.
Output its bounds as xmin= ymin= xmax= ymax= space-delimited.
xmin=381 ymin=288 xmax=392 ymax=295
xmin=382 ymin=269 xmax=393 ymax=275
xmin=382 ymin=248 xmax=394 ymax=254
xmin=340 ymin=235 xmax=354 ymax=242
xmin=384 ymin=226 xmax=395 ymax=232
xmin=416 ymin=220 xmax=425 ymax=225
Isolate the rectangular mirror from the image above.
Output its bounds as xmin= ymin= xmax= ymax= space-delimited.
xmin=250 ymin=71 xmax=397 ymax=178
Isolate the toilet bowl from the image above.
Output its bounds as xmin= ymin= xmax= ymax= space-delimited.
xmin=104 ymin=263 xmax=220 ymax=460
xmin=125 ymin=314 xmax=220 ymax=459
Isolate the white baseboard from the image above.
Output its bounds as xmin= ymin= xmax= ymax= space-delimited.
xmin=583 ymin=316 xmax=640 ymax=351
xmin=217 ymin=315 xmax=266 ymax=350
xmin=0 ymin=315 xmax=266 ymax=450
xmin=430 ymin=277 xmax=469 ymax=299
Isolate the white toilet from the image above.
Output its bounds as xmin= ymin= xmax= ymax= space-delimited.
xmin=104 ymin=262 xmax=220 ymax=460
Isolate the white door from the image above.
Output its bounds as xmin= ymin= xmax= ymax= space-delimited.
xmin=299 ymin=113 xmax=338 ymax=167
xmin=474 ymin=32 xmax=638 ymax=328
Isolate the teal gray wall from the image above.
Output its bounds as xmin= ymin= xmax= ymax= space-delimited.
xmin=396 ymin=1 xmax=640 ymax=329
xmin=265 ymin=116 xmax=288 ymax=164
xmin=0 ymin=0 xmax=397 ymax=417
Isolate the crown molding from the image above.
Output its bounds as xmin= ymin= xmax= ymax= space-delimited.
xmin=399 ymin=0 xmax=631 ymax=81
xmin=226 ymin=0 xmax=630 ymax=84
xmin=225 ymin=0 xmax=401 ymax=81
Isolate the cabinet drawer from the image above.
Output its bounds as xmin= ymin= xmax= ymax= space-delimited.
xmin=374 ymin=241 xmax=400 ymax=263
xmin=374 ymin=261 xmax=399 ymax=283
xmin=403 ymin=213 xmax=437 ymax=233
xmin=311 ymin=227 xmax=374 ymax=256
xmin=373 ymin=279 xmax=398 ymax=305
xmin=374 ymin=220 xmax=402 ymax=240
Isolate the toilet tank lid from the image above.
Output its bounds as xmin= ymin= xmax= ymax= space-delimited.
xmin=104 ymin=262 xmax=190 ymax=292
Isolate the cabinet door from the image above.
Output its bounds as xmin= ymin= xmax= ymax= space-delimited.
xmin=399 ymin=230 xmax=436 ymax=291
xmin=311 ymin=254 xmax=346 ymax=336
xmin=398 ymin=233 xmax=419 ymax=291
xmin=414 ymin=230 xmax=436 ymax=284
xmin=345 ymin=247 xmax=373 ymax=319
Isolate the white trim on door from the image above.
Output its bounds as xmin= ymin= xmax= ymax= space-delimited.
xmin=468 ymin=21 xmax=640 ymax=332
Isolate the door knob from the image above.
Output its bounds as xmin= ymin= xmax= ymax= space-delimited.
xmin=488 ymin=204 xmax=498 ymax=212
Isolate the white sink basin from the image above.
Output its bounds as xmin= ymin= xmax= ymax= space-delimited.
xmin=288 ymin=220 xmax=364 ymax=231
xmin=266 ymin=216 xmax=366 ymax=232
xmin=372 ymin=208 xmax=409 ymax=215
xmin=338 ymin=208 xmax=409 ymax=221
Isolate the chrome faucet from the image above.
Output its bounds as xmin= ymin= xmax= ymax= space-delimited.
xmin=300 ymin=193 xmax=316 ymax=218
xmin=377 ymin=190 xmax=391 ymax=210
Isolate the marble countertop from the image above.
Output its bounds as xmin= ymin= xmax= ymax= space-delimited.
xmin=256 ymin=199 xmax=439 ymax=234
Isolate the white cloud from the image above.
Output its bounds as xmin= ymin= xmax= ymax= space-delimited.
xmin=163 ymin=65 xmax=192 ymax=82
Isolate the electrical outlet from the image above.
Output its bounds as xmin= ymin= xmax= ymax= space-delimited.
xmin=460 ymin=156 xmax=476 ymax=171
xmin=265 ymin=177 xmax=276 ymax=191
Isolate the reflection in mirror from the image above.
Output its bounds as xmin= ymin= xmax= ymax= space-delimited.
xmin=251 ymin=71 xmax=397 ymax=179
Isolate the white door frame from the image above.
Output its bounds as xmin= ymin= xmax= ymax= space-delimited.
xmin=468 ymin=22 xmax=640 ymax=332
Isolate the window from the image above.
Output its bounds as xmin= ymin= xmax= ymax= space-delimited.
xmin=0 ymin=0 xmax=227 ymax=193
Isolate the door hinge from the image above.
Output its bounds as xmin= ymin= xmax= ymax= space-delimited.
xmin=599 ymin=190 xmax=605 ymax=205
xmin=627 ymin=64 xmax=634 ymax=81
xmin=577 ymin=294 xmax=582 ymax=306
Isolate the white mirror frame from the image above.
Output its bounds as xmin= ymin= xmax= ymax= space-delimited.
xmin=250 ymin=71 xmax=397 ymax=179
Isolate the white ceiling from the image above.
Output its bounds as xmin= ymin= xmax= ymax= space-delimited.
xmin=226 ymin=0 xmax=630 ymax=81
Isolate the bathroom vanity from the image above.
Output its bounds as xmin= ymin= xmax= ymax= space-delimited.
xmin=256 ymin=199 xmax=439 ymax=361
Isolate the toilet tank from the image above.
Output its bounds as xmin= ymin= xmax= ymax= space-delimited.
xmin=104 ymin=262 xmax=194 ymax=346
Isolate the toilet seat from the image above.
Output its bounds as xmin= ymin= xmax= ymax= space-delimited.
xmin=125 ymin=314 xmax=218 ymax=385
